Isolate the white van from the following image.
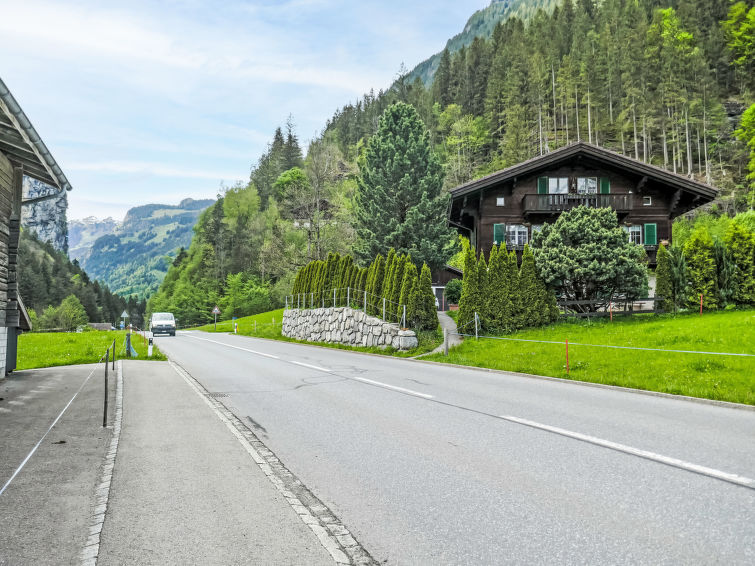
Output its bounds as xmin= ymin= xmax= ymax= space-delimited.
xmin=150 ymin=312 xmax=176 ymax=336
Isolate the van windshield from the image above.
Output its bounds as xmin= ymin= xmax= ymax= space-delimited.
xmin=153 ymin=313 xmax=174 ymax=321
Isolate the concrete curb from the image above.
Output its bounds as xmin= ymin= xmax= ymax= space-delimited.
xmin=80 ymin=360 xmax=122 ymax=566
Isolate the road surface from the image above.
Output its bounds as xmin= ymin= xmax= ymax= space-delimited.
xmin=156 ymin=330 xmax=755 ymax=565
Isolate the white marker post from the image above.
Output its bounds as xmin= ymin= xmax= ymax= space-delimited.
xmin=212 ymin=305 xmax=221 ymax=331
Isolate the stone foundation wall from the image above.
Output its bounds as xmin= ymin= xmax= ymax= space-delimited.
xmin=282 ymin=307 xmax=418 ymax=350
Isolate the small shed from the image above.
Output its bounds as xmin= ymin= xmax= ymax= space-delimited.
xmin=0 ymin=76 xmax=72 ymax=375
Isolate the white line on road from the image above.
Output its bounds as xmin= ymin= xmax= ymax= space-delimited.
xmin=500 ymin=414 xmax=755 ymax=489
xmin=185 ymin=335 xmax=280 ymax=359
xmin=291 ymin=361 xmax=331 ymax=372
xmin=352 ymin=377 xmax=434 ymax=399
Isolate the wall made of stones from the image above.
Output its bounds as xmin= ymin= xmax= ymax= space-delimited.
xmin=282 ymin=307 xmax=418 ymax=350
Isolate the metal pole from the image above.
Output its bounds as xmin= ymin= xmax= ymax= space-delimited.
xmin=347 ymin=287 xmax=350 ymax=308
xmin=364 ymin=291 xmax=367 ymax=314
xmin=103 ymin=348 xmax=109 ymax=428
xmin=214 ymin=312 xmax=217 ymax=331
xmin=565 ymin=338 xmax=570 ymax=374
xmin=402 ymin=305 xmax=406 ymax=328
xmin=125 ymin=333 xmax=131 ymax=358
xmin=444 ymin=328 xmax=449 ymax=356
xmin=474 ymin=312 xmax=478 ymax=340
xmin=112 ymin=339 xmax=115 ymax=370
xmin=333 ymin=288 xmax=337 ymax=308
xmin=382 ymin=298 xmax=386 ymax=321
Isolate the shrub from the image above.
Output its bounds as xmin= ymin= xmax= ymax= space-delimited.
xmin=444 ymin=278 xmax=462 ymax=304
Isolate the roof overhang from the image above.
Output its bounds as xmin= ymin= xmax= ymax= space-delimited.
xmin=449 ymin=142 xmax=717 ymax=202
xmin=0 ymin=76 xmax=72 ymax=196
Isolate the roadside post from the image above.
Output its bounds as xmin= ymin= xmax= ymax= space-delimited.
xmin=125 ymin=332 xmax=131 ymax=358
xmin=212 ymin=305 xmax=221 ymax=330
xmin=103 ymin=347 xmax=109 ymax=427
xmin=700 ymin=294 xmax=703 ymax=315
xmin=148 ymin=336 xmax=153 ymax=358
xmin=444 ymin=328 xmax=449 ymax=356
xmin=565 ymin=339 xmax=570 ymax=375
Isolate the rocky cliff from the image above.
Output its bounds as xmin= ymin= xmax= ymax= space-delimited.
xmin=21 ymin=177 xmax=68 ymax=253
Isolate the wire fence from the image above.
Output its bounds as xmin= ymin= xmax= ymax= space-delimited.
xmin=285 ymin=287 xmax=409 ymax=327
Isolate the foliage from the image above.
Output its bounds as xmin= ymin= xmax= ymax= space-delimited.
xmin=456 ymin=244 xmax=479 ymax=332
xmin=531 ymin=207 xmax=648 ymax=311
xmin=683 ymin=227 xmax=719 ymax=309
xmin=655 ymin=244 xmax=674 ymax=313
xmin=734 ymin=103 xmax=755 ymax=198
xmin=354 ymin=102 xmax=455 ymax=270
xmin=424 ymin=309 xmax=755 ymax=405
xmin=413 ymin=263 xmax=439 ymax=331
xmin=444 ymin=278 xmax=462 ymax=304
xmin=724 ymin=222 xmax=755 ymax=304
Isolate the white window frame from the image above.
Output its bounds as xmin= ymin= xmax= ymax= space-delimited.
xmin=548 ymin=177 xmax=569 ymax=194
xmin=643 ymin=196 xmax=652 ymax=206
xmin=496 ymin=196 xmax=505 ymax=206
xmin=628 ymin=225 xmax=642 ymax=245
xmin=506 ymin=224 xmax=528 ymax=247
xmin=577 ymin=177 xmax=598 ymax=194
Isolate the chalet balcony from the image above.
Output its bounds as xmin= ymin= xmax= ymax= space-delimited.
xmin=523 ymin=193 xmax=634 ymax=215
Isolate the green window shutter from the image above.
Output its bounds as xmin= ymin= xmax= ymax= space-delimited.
xmin=537 ymin=177 xmax=548 ymax=194
xmin=493 ymin=223 xmax=505 ymax=245
xmin=600 ymin=177 xmax=610 ymax=194
xmin=644 ymin=223 xmax=657 ymax=246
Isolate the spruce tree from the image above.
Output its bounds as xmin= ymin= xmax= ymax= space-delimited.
xmin=354 ymin=102 xmax=454 ymax=270
xmin=683 ymin=228 xmax=719 ymax=310
xmin=655 ymin=244 xmax=674 ymax=313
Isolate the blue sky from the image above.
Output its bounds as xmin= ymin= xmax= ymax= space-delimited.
xmin=0 ymin=0 xmax=488 ymax=220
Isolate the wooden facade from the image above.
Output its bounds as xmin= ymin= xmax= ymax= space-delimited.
xmin=0 ymin=76 xmax=71 ymax=375
xmin=448 ymin=142 xmax=717 ymax=266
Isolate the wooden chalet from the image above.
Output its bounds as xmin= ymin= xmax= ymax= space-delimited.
xmin=448 ymin=142 xmax=717 ymax=266
xmin=0 ymin=76 xmax=72 ymax=375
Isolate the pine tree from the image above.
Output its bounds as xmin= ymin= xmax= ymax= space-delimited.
xmin=683 ymin=227 xmax=719 ymax=310
xmin=655 ymin=243 xmax=674 ymax=313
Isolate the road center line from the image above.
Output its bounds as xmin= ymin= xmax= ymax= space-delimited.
xmin=500 ymin=414 xmax=755 ymax=489
xmin=185 ymin=335 xmax=279 ymax=359
xmin=291 ymin=361 xmax=331 ymax=372
xmin=352 ymin=377 xmax=434 ymax=399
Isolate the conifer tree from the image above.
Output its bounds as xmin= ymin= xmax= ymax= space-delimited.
xmin=683 ymin=228 xmax=719 ymax=310
xmin=724 ymin=222 xmax=755 ymax=305
xmin=406 ymin=276 xmax=420 ymax=329
xmin=399 ymin=261 xmax=418 ymax=326
xmin=475 ymin=253 xmax=489 ymax=330
xmin=389 ymin=255 xmax=408 ymax=321
xmin=383 ymin=249 xmax=397 ymax=307
xmin=508 ymin=251 xmax=523 ymax=329
xmin=415 ymin=263 xmax=439 ymax=331
xmin=371 ymin=254 xmax=386 ymax=315
xmin=457 ymin=246 xmax=479 ymax=332
xmin=485 ymin=244 xmax=514 ymax=332
xmin=518 ymin=245 xmax=542 ymax=328
xmin=655 ymin=244 xmax=674 ymax=313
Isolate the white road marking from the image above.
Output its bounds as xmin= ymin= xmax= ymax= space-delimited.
xmin=186 ymin=335 xmax=279 ymax=359
xmin=500 ymin=414 xmax=755 ymax=489
xmin=291 ymin=361 xmax=331 ymax=372
xmin=1 ymin=366 xmax=99 ymax=497
xmin=0 ymin=407 xmax=11 ymax=413
xmin=8 ymin=400 xmax=24 ymax=406
xmin=352 ymin=377 xmax=434 ymax=399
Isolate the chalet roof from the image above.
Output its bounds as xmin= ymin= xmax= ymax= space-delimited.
xmin=449 ymin=142 xmax=717 ymax=201
xmin=0 ymin=75 xmax=72 ymax=195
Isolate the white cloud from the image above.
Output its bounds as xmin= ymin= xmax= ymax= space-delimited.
xmin=68 ymin=161 xmax=244 ymax=181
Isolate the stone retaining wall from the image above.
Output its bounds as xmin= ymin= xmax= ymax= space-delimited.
xmin=282 ymin=307 xmax=418 ymax=350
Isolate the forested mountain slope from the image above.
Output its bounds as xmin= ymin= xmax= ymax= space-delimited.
xmin=74 ymin=198 xmax=214 ymax=299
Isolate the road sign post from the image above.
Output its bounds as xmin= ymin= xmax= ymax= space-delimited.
xmin=212 ymin=305 xmax=221 ymax=330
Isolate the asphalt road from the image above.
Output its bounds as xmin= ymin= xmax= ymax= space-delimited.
xmin=157 ymin=330 xmax=755 ymax=565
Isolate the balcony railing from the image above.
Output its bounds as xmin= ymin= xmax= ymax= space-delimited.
xmin=523 ymin=193 xmax=634 ymax=214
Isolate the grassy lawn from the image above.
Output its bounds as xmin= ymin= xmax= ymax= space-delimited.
xmin=424 ymin=309 xmax=755 ymax=405
xmin=196 ymin=308 xmax=443 ymax=357
xmin=18 ymin=330 xmax=167 ymax=370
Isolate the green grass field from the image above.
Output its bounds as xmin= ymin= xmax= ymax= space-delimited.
xmin=424 ymin=309 xmax=755 ymax=405
xmin=18 ymin=330 xmax=167 ymax=370
xmin=196 ymin=308 xmax=443 ymax=357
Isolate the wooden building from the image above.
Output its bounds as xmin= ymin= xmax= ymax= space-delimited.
xmin=448 ymin=142 xmax=717 ymax=266
xmin=0 ymin=76 xmax=72 ymax=375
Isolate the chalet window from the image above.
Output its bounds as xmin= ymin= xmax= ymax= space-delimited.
xmin=627 ymin=225 xmax=642 ymax=245
xmin=577 ymin=177 xmax=598 ymax=194
xmin=644 ymin=223 xmax=657 ymax=246
xmin=548 ymin=177 xmax=569 ymax=194
xmin=506 ymin=224 xmax=528 ymax=247
xmin=496 ymin=197 xmax=505 ymax=206
xmin=643 ymin=196 xmax=652 ymax=206
xmin=493 ymin=223 xmax=505 ymax=245
xmin=532 ymin=224 xmax=544 ymax=234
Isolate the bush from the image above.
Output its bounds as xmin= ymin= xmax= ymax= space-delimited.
xmin=444 ymin=278 xmax=462 ymax=304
